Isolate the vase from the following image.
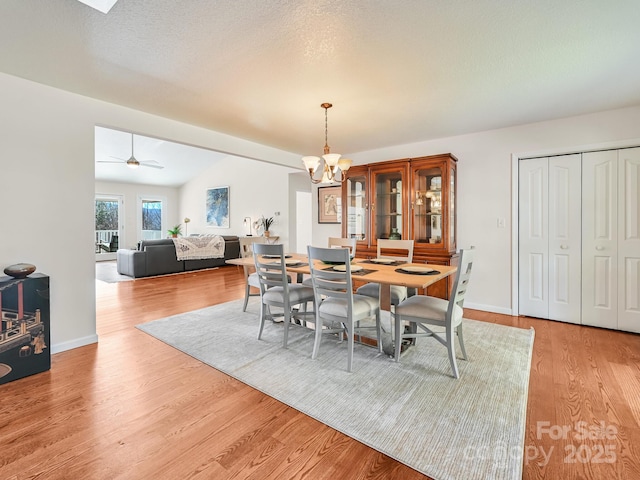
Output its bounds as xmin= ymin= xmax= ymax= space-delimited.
xmin=264 ymin=230 xmax=271 ymax=238
xmin=389 ymin=228 xmax=401 ymax=240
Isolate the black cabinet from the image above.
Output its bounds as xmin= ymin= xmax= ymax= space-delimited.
xmin=0 ymin=273 xmax=50 ymax=385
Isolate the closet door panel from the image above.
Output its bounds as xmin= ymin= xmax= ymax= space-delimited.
xmin=519 ymin=158 xmax=549 ymax=318
xmin=618 ymin=147 xmax=640 ymax=333
xmin=548 ymin=154 xmax=581 ymax=323
xmin=582 ymin=150 xmax=618 ymax=329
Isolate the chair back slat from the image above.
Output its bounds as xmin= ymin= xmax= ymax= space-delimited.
xmin=377 ymin=239 xmax=414 ymax=262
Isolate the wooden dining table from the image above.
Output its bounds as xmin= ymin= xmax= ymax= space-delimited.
xmin=227 ymin=252 xmax=457 ymax=315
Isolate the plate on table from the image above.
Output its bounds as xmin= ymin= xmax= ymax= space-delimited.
xmin=333 ymin=264 xmax=363 ymax=272
xmin=370 ymin=258 xmax=394 ymax=264
xmin=268 ymin=258 xmax=300 ymax=265
xmin=399 ymin=266 xmax=434 ymax=273
xmin=262 ymin=254 xmax=292 ymax=259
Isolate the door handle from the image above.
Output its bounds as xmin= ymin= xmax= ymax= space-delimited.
xmin=560 ymin=245 xmax=569 ymax=249
xmin=595 ymin=246 xmax=605 ymax=251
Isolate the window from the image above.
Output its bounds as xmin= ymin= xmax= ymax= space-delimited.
xmin=140 ymin=198 xmax=164 ymax=240
xmin=95 ymin=195 xmax=121 ymax=255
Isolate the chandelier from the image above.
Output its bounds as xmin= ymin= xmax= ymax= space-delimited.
xmin=302 ymin=103 xmax=352 ymax=184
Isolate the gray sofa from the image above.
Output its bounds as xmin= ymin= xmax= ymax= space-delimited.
xmin=116 ymin=236 xmax=240 ymax=278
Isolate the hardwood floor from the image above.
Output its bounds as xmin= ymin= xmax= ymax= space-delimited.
xmin=1 ymin=265 xmax=639 ymax=479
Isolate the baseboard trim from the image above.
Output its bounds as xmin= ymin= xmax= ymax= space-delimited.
xmin=51 ymin=334 xmax=99 ymax=354
xmin=465 ymin=302 xmax=513 ymax=316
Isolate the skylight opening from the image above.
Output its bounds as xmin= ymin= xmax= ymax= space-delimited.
xmin=76 ymin=0 xmax=119 ymax=14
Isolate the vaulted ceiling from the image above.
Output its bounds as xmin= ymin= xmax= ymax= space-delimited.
xmin=2 ymin=0 xmax=640 ymax=185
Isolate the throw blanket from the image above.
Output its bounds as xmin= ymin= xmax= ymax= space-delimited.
xmin=172 ymin=235 xmax=225 ymax=260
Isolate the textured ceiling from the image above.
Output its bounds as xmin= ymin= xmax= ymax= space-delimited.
xmin=2 ymin=0 xmax=640 ymax=159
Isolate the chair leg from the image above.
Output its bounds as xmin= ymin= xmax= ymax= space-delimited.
xmin=283 ymin=309 xmax=291 ymax=348
xmin=456 ymin=323 xmax=468 ymax=360
xmin=346 ymin=322 xmax=354 ymax=373
xmin=311 ymin=315 xmax=322 ymax=360
xmin=394 ymin=314 xmax=403 ymax=362
xmin=375 ymin=310 xmax=383 ymax=354
xmin=257 ymin=302 xmax=266 ymax=340
xmin=242 ymin=284 xmax=251 ymax=312
xmin=446 ymin=326 xmax=460 ymax=379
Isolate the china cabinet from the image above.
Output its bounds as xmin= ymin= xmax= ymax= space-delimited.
xmin=342 ymin=153 xmax=458 ymax=298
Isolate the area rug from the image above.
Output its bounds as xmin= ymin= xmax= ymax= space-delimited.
xmin=137 ymin=300 xmax=534 ymax=480
xmin=95 ymin=260 xmax=133 ymax=283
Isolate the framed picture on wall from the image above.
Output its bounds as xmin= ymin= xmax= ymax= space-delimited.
xmin=206 ymin=186 xmax=230 ymax=228
xmin=318 ymin=185 xmax=341 ymax=224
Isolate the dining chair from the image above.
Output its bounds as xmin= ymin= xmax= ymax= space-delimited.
xmin=253 ymin=243 xmax=315 ymax=347
xmin=393 ymin=247 xmax=475 ymax=378
xmin=307 ymin=245 xmax=382 ymax=372
xmin=239 ymin=236 xmax=268 ymax=311
xmin=328 ymin=237 xmax=357 ymax=257
xmin=302 ymin=237 xmax=357 ymax=287
xmin=355 ymin=239 xmax=415 ymax=315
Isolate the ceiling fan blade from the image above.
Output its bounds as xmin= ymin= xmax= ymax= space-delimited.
xmin=140 ymin=162 xmax=164 ymax=169
xmin=97 ymin=160 xmax=125 ymax=164
xmin=109 ymin=155 xmax=126 ymax=161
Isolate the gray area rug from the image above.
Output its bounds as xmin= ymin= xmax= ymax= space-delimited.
xmin=95 ymin=260 xmax=133 ymax=283
xmin=137 ymin=300 xmax=534 ymax=480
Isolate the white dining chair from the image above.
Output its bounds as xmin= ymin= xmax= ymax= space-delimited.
xmin=307 ymin=245 xmax=382 ymax=372
xmin=356 ymin=239 xmax=415 ymax=316
xmin=239 ymin=236 xmax=267 ymax=312
xmin=253 ymin=243 xmax=314 ymax=347
xmin=393 ymin=247 xmax=475 ymax=378
xmin=328 ymin=237 xmax=357 ymax=257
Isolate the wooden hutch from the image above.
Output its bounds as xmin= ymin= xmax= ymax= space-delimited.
xmin=341 ymin=153 xmax=458 ymax=298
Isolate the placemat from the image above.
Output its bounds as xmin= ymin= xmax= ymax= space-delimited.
xmin=394 ymin=267 xmax=441 ymax=275
xmin=321 ymin=266 xmax=376 ymax=276
xmin=361 ymin=260 xmax=406 ymax=266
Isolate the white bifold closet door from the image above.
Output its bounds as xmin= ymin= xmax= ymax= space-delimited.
xmin=618 ymin=148 xmax=640 ymax=333
xmin=519 ymin=154 xmax=581 ymax=323
xmin=583 ymin=148 xmax=640 ymax=333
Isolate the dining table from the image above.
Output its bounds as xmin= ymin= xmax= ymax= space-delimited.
xmin=226 ymin=253 xmax=458 ymax=354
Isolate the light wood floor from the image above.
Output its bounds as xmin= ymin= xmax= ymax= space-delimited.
xmin=1 ymin=266 xmax=639 ymax=479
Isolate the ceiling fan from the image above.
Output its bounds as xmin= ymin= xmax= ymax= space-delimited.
xmin=97 ymin=134 xmax=164 ymax=170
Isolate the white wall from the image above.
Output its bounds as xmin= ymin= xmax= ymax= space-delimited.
xmin=0 ymin=72 xmax=301 ymax=354
xmin=178 ymin=155 xmax=297 ymax=248
xmin=4 ymin=69 xmax=640 ymax=354
xmin=288 ymin=172 xmax=312 ymax=254
xmin=95 ymin=181 xmax=179 ymax=248
xmin=346 ymin=106 xmax=640 ymax=314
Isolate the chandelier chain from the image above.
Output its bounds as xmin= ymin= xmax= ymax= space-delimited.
xmin=324 ymin=104 xmax=330 ymax=155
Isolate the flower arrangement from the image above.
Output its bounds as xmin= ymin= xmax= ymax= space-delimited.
xmin=261 ymin=216 xmax=274 ymax=232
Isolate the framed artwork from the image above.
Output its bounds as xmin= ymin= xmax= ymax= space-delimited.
xmin=206 ymin=186 xmax=230 ymax=228
xmin=318 ymin=186 xmax=341 ymax=224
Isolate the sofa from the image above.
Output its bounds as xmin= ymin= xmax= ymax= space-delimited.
xmin=116 ymin=236 xmax=240 ymax=278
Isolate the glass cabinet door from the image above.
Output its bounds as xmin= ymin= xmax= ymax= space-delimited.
xmin=371 ymin=165 xmax=407 ymax=241
xmin=411 ymin=164 xmax=444 ymax=247
xmin=344 ymin=170 xmax=368 ymax=241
